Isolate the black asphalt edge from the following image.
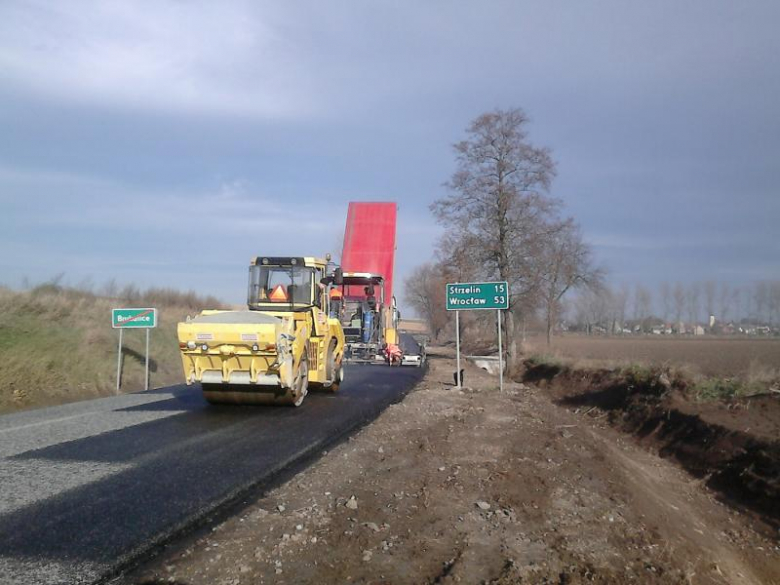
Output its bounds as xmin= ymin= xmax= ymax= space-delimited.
xmin=105 ymin=364 xmax=428 ymax=585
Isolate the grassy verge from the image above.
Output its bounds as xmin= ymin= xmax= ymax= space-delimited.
xmin=0 ymin=283 xmax=225 ymax=414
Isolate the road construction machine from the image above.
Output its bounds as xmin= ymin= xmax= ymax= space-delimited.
xmin=177 ymin=256 xmax=345 ymax=406
xmin=338 ymin=201 xmax=409 ymax=364
xmin=330 ymin=271 xmax=400 ymax=363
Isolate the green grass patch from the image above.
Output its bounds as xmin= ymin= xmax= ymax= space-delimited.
xmin=691 ymin=378 xmax=770 ymax=401
xmin=620 ymin=363 xmax=657 ymax=386
xmin=524 ymin=354 xmax=567 ymax=369
xmin=0 ymin=284 xmax=225 ymax=413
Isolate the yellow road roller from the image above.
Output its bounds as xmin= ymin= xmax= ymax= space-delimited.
xmin=177 ymin=256 xmax=345 ymax=406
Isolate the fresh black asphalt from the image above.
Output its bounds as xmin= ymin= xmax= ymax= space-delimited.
xmin=0 ymin=364 xmax=425 ymax=585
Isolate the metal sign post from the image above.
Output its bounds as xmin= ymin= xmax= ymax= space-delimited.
xmin=112 ymin=308 xmax=157 ymax=393
xmin=455 ymin=310 xmax=461 ymax=387
xmin=497 ymin=310 xmax=503 ymax=392
xmin=116 ymin=328 xmax=124 ymax=394
xmin=145 ymin=328 xmax=150 ymax=391
xmin=446 ymin=281 xmax=509 ymax=391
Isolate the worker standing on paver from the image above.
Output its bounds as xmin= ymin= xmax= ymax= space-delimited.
xmin=330 ymin=287 xmax=343 ymax=318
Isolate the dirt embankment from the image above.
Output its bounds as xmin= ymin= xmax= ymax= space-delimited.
xmin=522 ymin=360 xmax=780 ymax=534
xmin=129 ymin=348 xmax=779 ymax=585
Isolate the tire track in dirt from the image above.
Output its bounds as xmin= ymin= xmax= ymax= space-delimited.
xmin=127 ymin=347 xmax=780 ymax=585
xmin=586 ymin=428 xmax=766 ymax=585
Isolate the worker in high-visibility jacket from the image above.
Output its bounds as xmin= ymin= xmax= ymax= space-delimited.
xmin=385 ymin=342 xmax=403 ymax=366
xmin=329 ymin=288 xmax=343 ymax=318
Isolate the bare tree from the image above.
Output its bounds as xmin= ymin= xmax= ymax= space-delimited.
xmin=660 ymin=282 xmax=672 ymax=322
xmin=673 ymin=283 xmax=685 ymax=328
xmin=101 ymin=278 xmax=119 ymax=298
xmin=717 ymin=283 xmax=732 ymax=324
xmin=686 ymin=283 xmax=701 ymax=326
xmin=634 ymin=285 xmax=652 ymax=331
xmin=614 ymin=285 xmax=629 ymax=334
xmin=431 ymin=108 xmax=557 ymax=370
xmin=403 ymin=263 xmax=450 ymax=340
xmin=769 ymin=281 xmax=780 ymax=326
xmin=538 ymin=221 xmax=602 ymax=345
xmin=600 ymin=286 xmax=627 ymax=335
xmin=731 ymin=286 xmax=741 ymax=323
xmin=574 ymin=287 xmax=610 ymax=334
xmin=741 ymin=285 xmax=752 ymax=323
xmin=755 ymin=281 xmax=770 ymax=324
xmin=704 ymin=280 xmax=716 ymax=322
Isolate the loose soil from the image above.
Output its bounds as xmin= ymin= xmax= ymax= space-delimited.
xmin=128 ymin=348 xmax=780 ymax=585
xmin=522 ymin=361 xmax=780 ymax=536
xmin=525 ymin=335 xmax=780 ymax=378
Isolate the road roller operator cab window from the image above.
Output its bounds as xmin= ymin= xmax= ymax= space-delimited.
xmin=248 ymin=263 xmax=315 ymax=310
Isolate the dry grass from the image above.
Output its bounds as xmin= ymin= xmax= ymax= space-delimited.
xmin=0 ymin=283 xmax=225 ymax=414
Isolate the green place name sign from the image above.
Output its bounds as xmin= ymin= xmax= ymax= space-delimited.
xmin=112 ymin=308 xmax=157 ymax=329
xmin=446 ymin=282 xmax=509 ymax=311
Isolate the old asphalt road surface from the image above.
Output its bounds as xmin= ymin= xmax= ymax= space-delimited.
xmin=0 ymin=365 xmax=424 ymax=585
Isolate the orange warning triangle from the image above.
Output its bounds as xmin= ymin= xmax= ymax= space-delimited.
xmin=269 ymin=284 xmax=288 ymax=302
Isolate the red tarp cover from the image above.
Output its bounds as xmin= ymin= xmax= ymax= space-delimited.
xmin=341 ymin=202 xmax=397 ymax=301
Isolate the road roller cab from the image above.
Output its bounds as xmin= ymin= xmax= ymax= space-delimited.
xmin=177 ymin=256 xmax=345 ymax=406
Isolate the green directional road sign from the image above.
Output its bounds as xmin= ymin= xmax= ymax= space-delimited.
xmin=112 ymin=308 xmax=157 ymax=328
xmin=446 ymin=281 xmax=509 ymax=311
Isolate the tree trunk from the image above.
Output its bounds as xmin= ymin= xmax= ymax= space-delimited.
xmin=546 ymin=306 xmax=553 ymax=346
xmin=505 ymin=309 xmax=518 ymax=371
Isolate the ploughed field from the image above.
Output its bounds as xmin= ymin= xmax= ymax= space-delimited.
xmin=530 ymin=334 xmax=780 ymax=377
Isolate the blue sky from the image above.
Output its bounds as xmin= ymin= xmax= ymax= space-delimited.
xmin=1 ymin=1 xmax=778 ymax=307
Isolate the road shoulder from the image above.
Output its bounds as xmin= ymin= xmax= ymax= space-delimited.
xmin=129 ymin=347 xmax=780 ymax=585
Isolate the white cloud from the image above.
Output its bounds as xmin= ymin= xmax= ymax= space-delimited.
xmin=0 ymin=1 xmax=315 ymax=119
xmin=0 ymin=165 xmax=348 ymax=300
xmin=0 ymin=165 xmax=341 ymax=235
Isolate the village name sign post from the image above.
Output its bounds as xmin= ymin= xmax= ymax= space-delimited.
xmin=112 ymin=308 xmax=157 ymax=393
xmin=445 ymin=281 xmax=509 ymax=391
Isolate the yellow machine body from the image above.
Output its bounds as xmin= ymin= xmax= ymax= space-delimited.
xmin=177 ymin=256 xmax=345 ymax=406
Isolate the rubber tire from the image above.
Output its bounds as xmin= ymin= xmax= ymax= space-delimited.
xmin=330 ymin=363 xmax=344 ymax=392
xmin=290 ymin=357 xmax=309 ymax=407
xmin=325 ymin=341 xmax=343 ymax=392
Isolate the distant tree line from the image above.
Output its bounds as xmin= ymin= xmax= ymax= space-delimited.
xmin=569 ymin=280 xmax=780 ymax=334
xmin=404 ymin=108 xmax=602 ymax=367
